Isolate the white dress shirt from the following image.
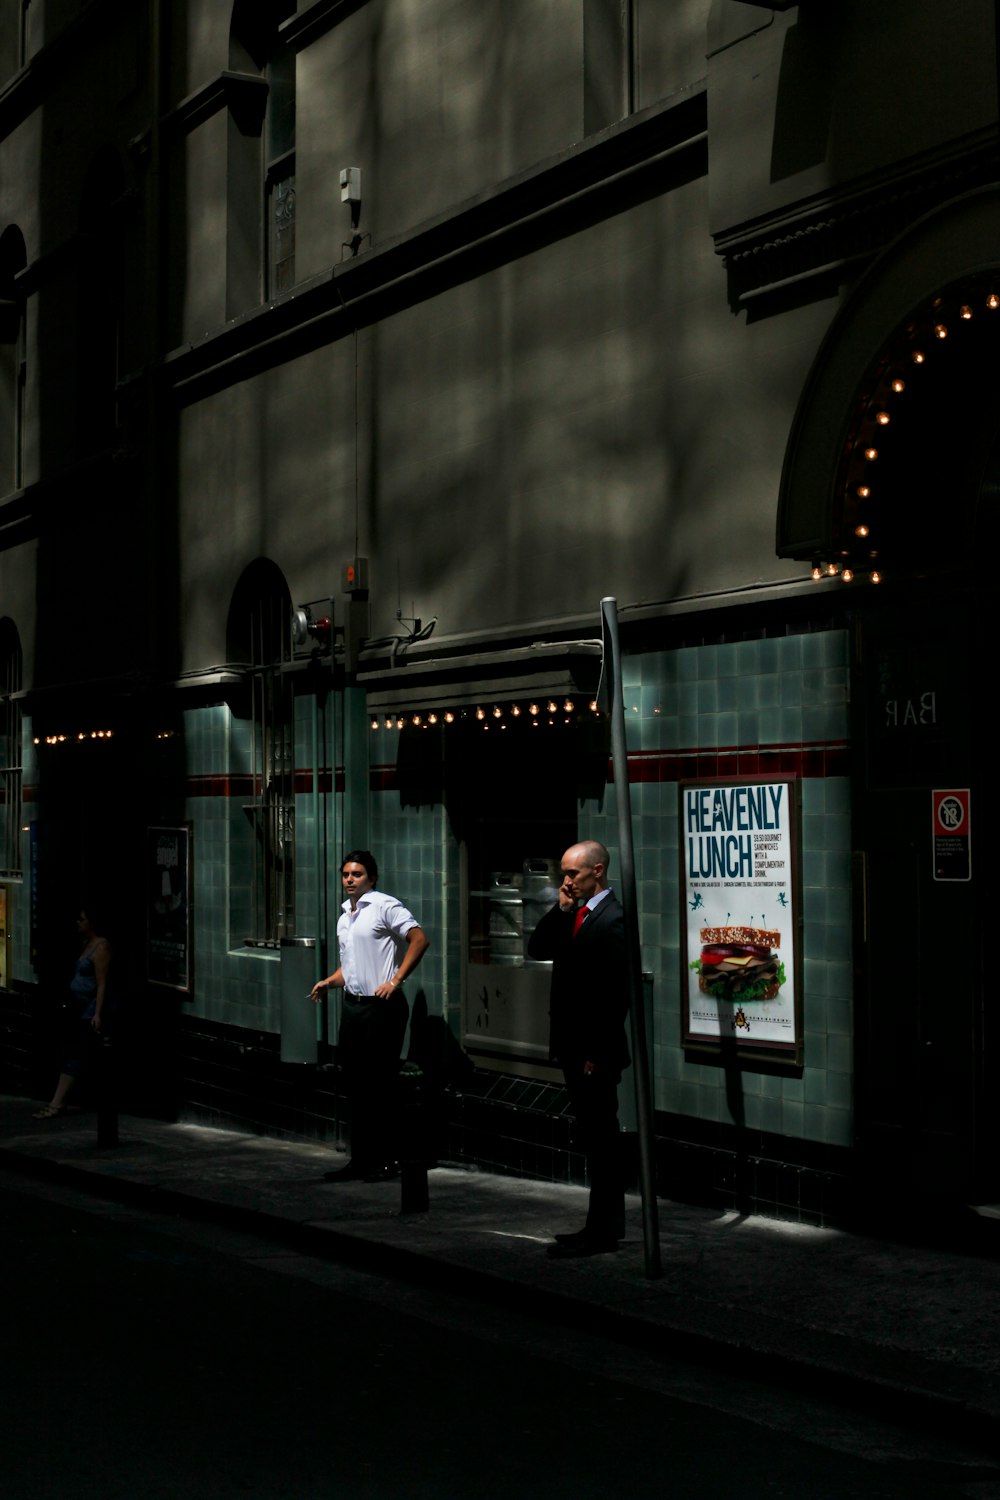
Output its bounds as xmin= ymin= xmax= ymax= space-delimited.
xmin=337 ymin=889 xmax=420 ymax=996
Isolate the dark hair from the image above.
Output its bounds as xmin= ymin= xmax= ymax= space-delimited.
xmin=341 ymin=849 xmax=378 ymax=885
xmin=79 ymin=902 xmax=109 ymax=936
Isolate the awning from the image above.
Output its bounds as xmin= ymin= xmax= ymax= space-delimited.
xmin=359 ymin=641 xmax=602 ymax=715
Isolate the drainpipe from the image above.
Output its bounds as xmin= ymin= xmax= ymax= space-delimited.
xmin=601 ymin=596 xmax=661 ymax=1280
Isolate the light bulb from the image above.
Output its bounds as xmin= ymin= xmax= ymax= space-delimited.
xmin=912 ymin=350 xmax=926 ymax=364
xmin=864 ymin=447 xmax=878 ymax=461
xmin=876 ymin=411 xmax=890 ymax=425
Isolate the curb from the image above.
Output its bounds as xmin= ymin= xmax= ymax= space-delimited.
xmin=2 ymin=1141 xmax=998 ymax=1454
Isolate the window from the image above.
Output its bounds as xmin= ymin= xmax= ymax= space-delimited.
xmin=0 ymin=619 xmax=23 ymax=878
xmin=227 ymin=561 xmax=295 ymax=944
xmin=228 ymin=1 xmax=296 ymax=312
xmin=427 ymin=704 xmax=607 ymax=1066
xmin=265 ymin=39 xmax=296 ymax=298
xmin=0 ymin=1 xmax=30 ymax=79
xmin=583 ymin=0 xmax=634 ymax=135
xmin=0 ymin=226 xmax=26 ymax=496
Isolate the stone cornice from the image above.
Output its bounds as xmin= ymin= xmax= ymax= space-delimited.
xmin=715 ymin=128 xmax=1000 ymax=308
xmin=161 ymin=83 xmax=708 ymax=404
xmin=162 ymin=71 xmax=268 ymax=140
xmin=281 ymin=0 xmax=370 ymax=52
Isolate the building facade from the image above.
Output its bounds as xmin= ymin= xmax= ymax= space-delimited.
xmin=0 ymin=0 xmax=995 ymax=1223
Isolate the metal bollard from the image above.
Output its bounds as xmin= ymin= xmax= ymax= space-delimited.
xmin=96 ymin=1034 xmax=119 ymax=1147
xmin=400 ymin=1156 xmax=429 ymax=1214
xmin=399 ymin=1064 xmax=428 ymax=1213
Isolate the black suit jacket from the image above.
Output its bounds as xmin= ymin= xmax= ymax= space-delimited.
xmin=527 ymin=893 xmax=630 ymax=1072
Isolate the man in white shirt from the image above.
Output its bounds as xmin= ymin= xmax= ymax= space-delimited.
xmin=312 ymin=850 xmax=429 ymax=1181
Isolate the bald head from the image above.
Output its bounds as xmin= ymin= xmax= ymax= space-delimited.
xmin=560 ymin=840 xmax=610 ymax=903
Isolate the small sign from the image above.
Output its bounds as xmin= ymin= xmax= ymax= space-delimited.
xmin=147 ymin=826 xmax=191 ymax=990
xmin=932 ymin=789 xmax=971 ymax=882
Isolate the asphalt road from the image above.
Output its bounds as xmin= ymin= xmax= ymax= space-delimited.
xmin=2 ymin=1176 xmax=998 ymax=1500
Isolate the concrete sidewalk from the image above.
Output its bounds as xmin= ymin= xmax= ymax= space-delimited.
xmin=2 ymin=1092 xmax=999 ymax=1450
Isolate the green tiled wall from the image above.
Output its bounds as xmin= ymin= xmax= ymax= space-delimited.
xmin=173 ymin=624 xmax=853 ymax=1153
xmin=583 ymin=628 xmax=853 ymax=1148
xmin=179 ymin=692 xmax=461 ymax=1038
xmin=619 ymin=631 xmax=850 ymax=750
xmin=178 ymin=702 xmax=278 ymax=1032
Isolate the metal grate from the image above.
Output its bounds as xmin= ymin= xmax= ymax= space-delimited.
xmin=0 ymin=624 xmax=22 ymax=877
xmin=247 ymin=591 xmax=294 ymax=942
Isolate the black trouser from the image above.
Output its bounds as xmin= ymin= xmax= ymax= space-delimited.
xmin=339 ymin=991 xmax=408 ymax=1169
xmin=563 ymin=1063 xmax=625 ymax=1241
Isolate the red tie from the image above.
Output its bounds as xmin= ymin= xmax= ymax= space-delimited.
xmin=572 ymin=906 xmax=588 ymax=937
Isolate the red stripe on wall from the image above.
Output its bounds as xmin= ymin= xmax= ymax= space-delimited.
xmin=185 ymin=775 xmax=255 ymax=799
xmin=619 ymin=742 xmax=851 ymax=783
xmin=24 ymin=743 xmax=848 ymax=811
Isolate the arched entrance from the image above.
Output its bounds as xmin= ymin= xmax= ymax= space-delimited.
xmin=778 ymin=188 xmax=1000 ymax=1207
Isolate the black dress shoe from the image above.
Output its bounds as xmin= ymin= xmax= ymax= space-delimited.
xmin=546 ymin=1237 xmax=619 ymax=1260
xmin=554 ymin=1225 xmax=625 ymax=1244
xmin=322 ymin=1160 xmax=366 ymax=1182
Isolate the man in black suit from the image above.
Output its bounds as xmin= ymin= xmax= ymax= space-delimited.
xmin=528 ymin=839 xmax=629 ymax=1258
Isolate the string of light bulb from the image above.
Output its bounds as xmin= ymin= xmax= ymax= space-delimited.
xmin=369 ymin=699 xmax=602 ymax=731
xmin=810 ymin=280 xmax=999 ymax=586
xmin=34 ymin=730 xmax=115 ymax=746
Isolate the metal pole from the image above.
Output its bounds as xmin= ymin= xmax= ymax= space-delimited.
xmin=601 ymin=597 xmax=661 ymax=1278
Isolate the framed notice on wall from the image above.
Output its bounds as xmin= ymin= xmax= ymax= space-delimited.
xmin=147 ymin=825 xmax=191 ymax=992
xmin=680 ymin=779 xmax=802 ymax=1065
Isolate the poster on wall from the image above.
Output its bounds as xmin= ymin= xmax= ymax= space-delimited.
xmin=680 ymin=779 xmax=802 ymax=1064
xmin=147 ymin=826 xmax=191 ymax=992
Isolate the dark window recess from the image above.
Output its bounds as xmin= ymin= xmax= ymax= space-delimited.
xmin=0 ymin=619 xmax=22 ymax=878
xmin=397 ymin=707 xmax=608 ymax=967
xmin=264 ymin=33 xmax=295 ymax=299
xmin=266 ymin=157 xmax=295 ymax=299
